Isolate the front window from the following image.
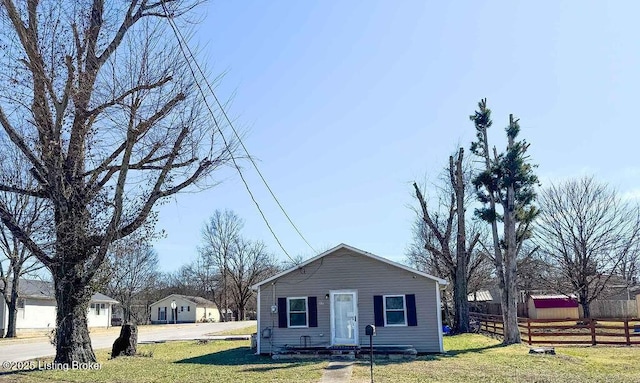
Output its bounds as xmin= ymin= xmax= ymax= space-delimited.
xmin=287 ymin=297 xmax=308 ymax=328
xmin=384 ymin=295 xmax=406 ymax=326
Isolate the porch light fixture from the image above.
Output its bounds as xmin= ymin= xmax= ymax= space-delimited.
xmin=325 ymin=294 xmax=329 ymax=300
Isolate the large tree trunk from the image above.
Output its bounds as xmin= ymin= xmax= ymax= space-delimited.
xmin=453 ymin=266 xmax=469 ymax=332
xmin=52 ymin=273 xmax=96 ymax=364
xmin=503 ymin=273 xmax=521 ymax=343
xmin=581 ymin=297 xmax=591 ymax=319
xmin=502 ymin=124 xmax=522 ymax=345
xmin=5 ymin=277 xmax=20 ymax=338
xmin=5 ymin=300 xmax=17 ymax=338
xmin=453 ymin=150 xmax=470 ymax=333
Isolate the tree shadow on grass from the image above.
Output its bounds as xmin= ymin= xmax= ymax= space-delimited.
xmin=363 ymin=342 xmax=506 ymax=367
xmin=442 ymin=343 xmax=506 ymax=357
xmin=0 ymin=368 xmax=39 ymax=377
xmin=175 ymin=345 xmax=322 ymax=372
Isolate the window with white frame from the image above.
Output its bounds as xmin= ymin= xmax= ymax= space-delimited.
xmin=384 ymin=295 xmax=407 ymax=326
xmin=287 ymin=297 xmax=308 ymax=328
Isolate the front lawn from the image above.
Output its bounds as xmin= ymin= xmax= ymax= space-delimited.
xmin=351 ymin=334 xmax=640 ymax=383
xmin=208 ymin=324 xmax=257 ymax=336
xmin=0 ymin=340 xmax=326 ymax=383
xmin=2 ymin=334 xmax=639 ymax=383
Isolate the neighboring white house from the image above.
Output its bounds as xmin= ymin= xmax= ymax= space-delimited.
xmin=149 ymin=294 xmax=221 ymax=324
xmin=0 ymin=279 xmax=118 ymax=335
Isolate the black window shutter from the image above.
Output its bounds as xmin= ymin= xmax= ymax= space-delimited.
xmin=374 ymin=295 xmax=384 ymax=327
xmin=278 ymin=298 xmax=288 ymax=328
xmin=406 ymin=294 xmax=418 ymax=326
xmin=308 ymin=297 xmax=318 ymax=327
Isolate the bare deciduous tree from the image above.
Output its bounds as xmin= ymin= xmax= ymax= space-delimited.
xmin=0 ymin=0 xmax=234 ymax=363
xmin=198 ymin=210 xmax=278 ymax=321
xmin=199 ymin=209 xmax=242 ymax=321
xmin=410 ymin=148 xmax=487 ymax=333
xmin=535 ymin=176 xmax=640 ymax=318
xmin=104 ymin=235 xmax=160 ymax=324
xmin=0 ymin=156 xmax=48 ymax=337
xmin=227 ymin=239 xmax=278 ymax=320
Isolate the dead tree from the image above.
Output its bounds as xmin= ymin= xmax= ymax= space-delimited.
xmin=410 ymin=148 xmax=485 ymax=333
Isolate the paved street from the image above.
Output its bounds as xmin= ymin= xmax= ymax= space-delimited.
xmin=0 ymin=321 xmax=255 ymax=363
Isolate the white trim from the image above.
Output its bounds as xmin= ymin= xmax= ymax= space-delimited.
xmin=330 ymin=290 xmax=359 ymax=346
xmin=383 ymin=294 xmax=407 ymax=327
xmin=435 ymin=283 xmax=444 ymax=353
xmin=256 ymin=286 xmax=261 ymax=355
xmin=286 ymin=297 xmax=309 ymax=328
xmin=251 ymin=243 xmax=448 ymax=290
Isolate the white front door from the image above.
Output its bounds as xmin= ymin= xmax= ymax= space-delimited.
xmin=330 ymin=290 xmax=358 ymax=346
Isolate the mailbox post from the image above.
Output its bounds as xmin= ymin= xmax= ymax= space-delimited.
xmin=365 ymin=324 xmax=376 ymax=383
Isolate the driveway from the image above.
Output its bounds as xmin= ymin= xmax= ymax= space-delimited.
xmin=0 ymin=321 xmax=255 ymax=363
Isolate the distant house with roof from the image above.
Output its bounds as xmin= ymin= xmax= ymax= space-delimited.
xmin=149 ymin=294 xmax=221 ymax=324
xmin=0 ymin=279 xmax=118 ymax=335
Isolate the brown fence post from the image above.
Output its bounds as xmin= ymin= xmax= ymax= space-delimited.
xmin=527 ymin=319 xmax=532 ymax=345
xmin=590 ymin=319 xmax=596 ymax=346
xmin=624 ymin=320 xmax=631 ymax=346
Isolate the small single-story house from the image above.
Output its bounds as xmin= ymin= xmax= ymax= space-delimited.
xmin=149 ymin=294 xmax=219 ymax=324
xmin=251 ymin=244 xmax=448 ymax=355
xmin=0 ymin=279 xmax=118 ymax=334
xmin=528 ymin=294 xmax=579 ymax=320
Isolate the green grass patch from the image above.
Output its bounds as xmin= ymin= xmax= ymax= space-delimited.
xmin=1 ymin=340 xmax=326 ymax=383
xmin=208 ymin=324 xmax=258 ymax=336
xmin=351 ymin=334 xmax=640 ymax=383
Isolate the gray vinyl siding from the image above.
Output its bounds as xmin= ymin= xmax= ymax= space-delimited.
xmin=258 ymin=247 xmax=442 ymax=354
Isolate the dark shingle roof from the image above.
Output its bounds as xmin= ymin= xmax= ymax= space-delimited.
xmin=179 ymin=295 xmax=216 ymax=306
xmin=0 ymin=278 xmax=118 ymax=303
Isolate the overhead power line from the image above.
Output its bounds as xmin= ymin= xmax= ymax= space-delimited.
xmin=160 ymin=2 xmax=316 ymax=261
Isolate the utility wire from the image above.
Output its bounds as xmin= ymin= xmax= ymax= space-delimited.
xmin=160 ymin=3 xmax=314 ymax=261
xmin=163 ymin=8 xmax=316 ymax=255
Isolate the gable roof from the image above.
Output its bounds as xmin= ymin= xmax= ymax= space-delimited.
xmin=149 ymin=294 xmax=216 ymax=307
xmin=530 ymin=294 xmax=579 ymax=309
xmin=0 ymin=278 xmax=118 ymax=303
xmin=468 ymin=290 xmax=493 ymax=302
xmin=91 ymin=292 xmax=119 ymax=304
xmin=252 ymin=243 xmax=448 ymax=290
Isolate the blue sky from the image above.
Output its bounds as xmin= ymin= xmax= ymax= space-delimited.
xmin=153 ymin=0 xmax=640 ymax=271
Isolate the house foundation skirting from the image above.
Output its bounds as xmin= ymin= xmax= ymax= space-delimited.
xmin=270 ymin=344 xmax=417 ymax=360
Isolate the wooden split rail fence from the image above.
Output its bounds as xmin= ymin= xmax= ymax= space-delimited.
xmin=470 ymin=313 xmax=640 ymax=346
